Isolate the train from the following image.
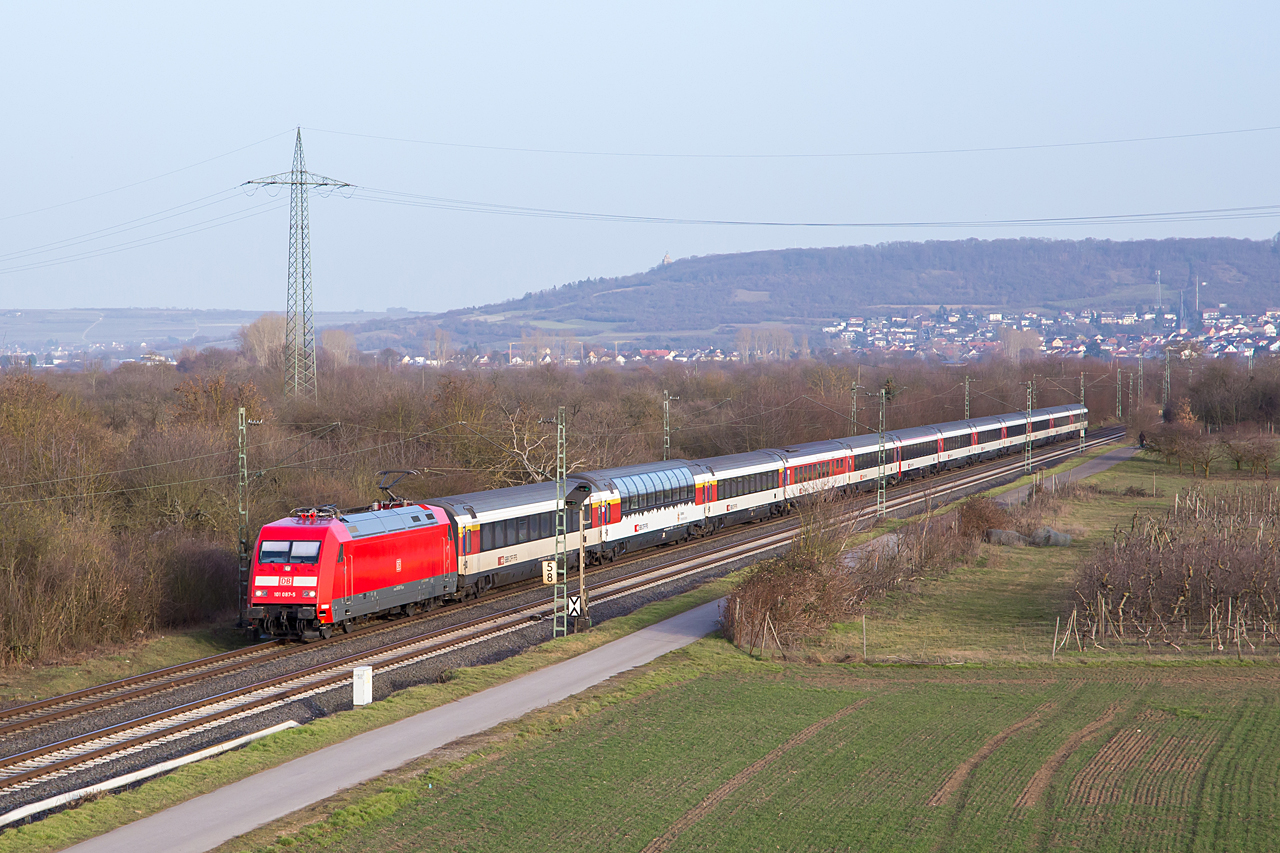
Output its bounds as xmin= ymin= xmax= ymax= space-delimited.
xmin=243 ymin=404 xmax=1087 ymax=639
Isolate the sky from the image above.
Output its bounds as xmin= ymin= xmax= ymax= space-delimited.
xmin=2 ymin=2 xmax=1279 ymax=313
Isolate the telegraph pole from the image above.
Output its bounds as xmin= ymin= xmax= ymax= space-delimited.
xmin=1138 ymin=358 xmax=1144 ymax=411
xmin=244 ymin=129 xmax=351 ymax=401
xmin=553 ymin=406 xmax=568 ymax=638
xmin=1116 ymin=367 xmax=1122 ymax=421
xmin=1024 ymin=380 xmax=1034 ymax=473
xmin=850 ymin=382 xmax=861 ymax=435
xmin=237 ymin=408 xmax=250 ymax=628
xmin=663 ymin=390 xmax=679 ymax=460
xmin=1079 ymin=372 xmax=1086 ymax=454
xmin=876 ymin=388 xmax=887 ymax=517
xmin=1163 ymin=349 xmax=1171 ymax=410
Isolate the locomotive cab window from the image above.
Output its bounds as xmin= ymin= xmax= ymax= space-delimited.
xmin=258 ymin=541 xmax=290 ymax=563
xmin=258 ymin=540 xmax=321 ymax=564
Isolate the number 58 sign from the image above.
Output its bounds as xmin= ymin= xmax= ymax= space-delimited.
xmin=541 ymin=559 xmax=557 ymax=585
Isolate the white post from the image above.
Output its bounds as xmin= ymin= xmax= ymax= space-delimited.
xmin=353 ymin=666 xmax=373 ymax=706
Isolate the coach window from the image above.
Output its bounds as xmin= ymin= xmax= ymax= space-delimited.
xmin=643 ymin=473 xmax=659 ymax=507
xmin=660 ymin=471 xmax=674 ymax=504
xmin=516 ymin=517 xmax=528 ymax=543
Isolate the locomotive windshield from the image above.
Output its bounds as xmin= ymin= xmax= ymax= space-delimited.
xmin=258 ymin=540 xmax=322 ymax=565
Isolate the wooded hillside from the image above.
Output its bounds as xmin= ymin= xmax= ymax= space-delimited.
xmin=347 ymin=237 xmax=1280 ymax=352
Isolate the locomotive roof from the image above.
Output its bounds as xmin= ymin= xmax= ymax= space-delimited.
xmin=340 ymin=504 xmax=440 ymax=539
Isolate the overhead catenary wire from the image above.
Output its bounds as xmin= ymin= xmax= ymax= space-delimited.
xmin=0 ymin=421 xmax=345 ymax=494
xmin=304 ymin=123 xmax=1280 ymax=160
xmin=0 ymin=421 xmax=470 ymax=512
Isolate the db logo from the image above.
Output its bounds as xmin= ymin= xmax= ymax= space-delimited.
xmin=279 ymin=576 xmax=293 ymax=586
xmin=396 ymin=558 xmax=402 ymax=572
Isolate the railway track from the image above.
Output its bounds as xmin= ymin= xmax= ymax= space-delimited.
xmin=0 ymin=428 xmax=1124 ymax=808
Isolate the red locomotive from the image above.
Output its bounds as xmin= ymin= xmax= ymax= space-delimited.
xmin=245 ymin=474 xmax=456 ymax=639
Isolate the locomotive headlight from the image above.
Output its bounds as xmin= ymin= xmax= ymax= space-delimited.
xmin=254 ymin=589 xmax=264 ymax=597
xmin=303 ymin=590 xmax=316 ymax=598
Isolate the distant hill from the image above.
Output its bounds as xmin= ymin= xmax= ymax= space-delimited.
xmin=344 ymin=237 xmax=1280 ymax=352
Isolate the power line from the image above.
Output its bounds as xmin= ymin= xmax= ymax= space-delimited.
xmin=0 ymin=188 xmax=249 ymax=264
xmin=0 ymin=130 xmax=294 ymax=224
xmin=0 ymin=422 xmax=341 ymax=493
xmin=305 ymin=123 xmax=1280 ymax=160
xmin=349 ymin=186 xmax=1280 ymax=229
xmin=0 ymin=199 xmax=286 ymax=275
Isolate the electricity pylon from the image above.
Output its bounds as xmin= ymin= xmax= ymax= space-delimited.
xmin=245 ymin=129 xmax=350 ymax=400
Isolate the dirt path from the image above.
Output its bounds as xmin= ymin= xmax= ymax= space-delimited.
xmin=1015 ymin=703 xmax=1123 ymax=807
xmin=927 ymin=704 xmax=1051 ymax=806
xmin=639 ymin=698 xmax=872 ymax=853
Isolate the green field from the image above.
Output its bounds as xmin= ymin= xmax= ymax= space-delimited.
xmin=209 ymin=453 xmax=1280 ymax=853
xmin=226 ymin=656 xmax=1279 ymax=853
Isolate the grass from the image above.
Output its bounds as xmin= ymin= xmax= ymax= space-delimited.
xmin=12 ymin=446 xmax=1280 ymax=853
xmin=829 ymin=449 xmax=1280 ymax=665
xmin=0 ymin=624 xmax=248 ymax=707
xmin=0 ymin=579 xmax=737 ymax=853
xmin=220 ymin=664 xmax=1280 ymax=853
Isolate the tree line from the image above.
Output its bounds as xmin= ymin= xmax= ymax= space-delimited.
xmin=1 ymin=310 xmax=1270 ymax=665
